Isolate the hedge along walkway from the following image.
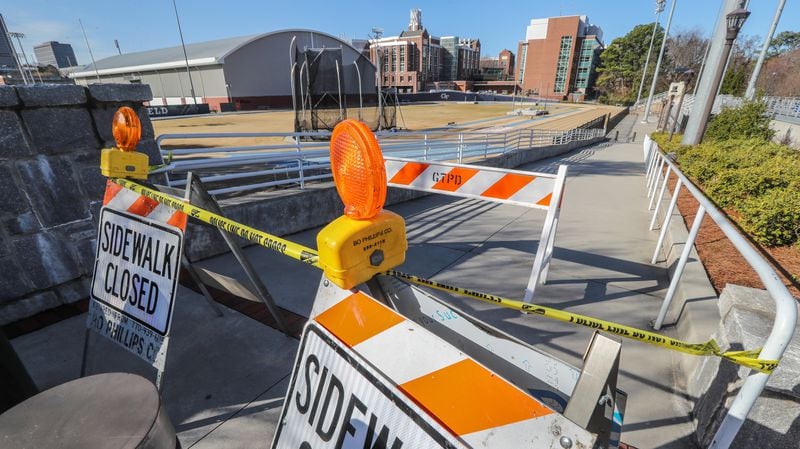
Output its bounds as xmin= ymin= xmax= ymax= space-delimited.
xmin=662 ymin=172 xmax=800 ymax=299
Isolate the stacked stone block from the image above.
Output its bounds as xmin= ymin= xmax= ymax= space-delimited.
xmin=0 ymin=84 xmax=160 ymax=325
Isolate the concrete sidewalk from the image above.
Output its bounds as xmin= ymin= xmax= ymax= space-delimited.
xmin=12 ymin=114 xmax=701 ymax=448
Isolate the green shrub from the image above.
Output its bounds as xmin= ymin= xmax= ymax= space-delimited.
xmin=650 ymin=134 xmax=800 ymax=247
xmin=739 ymin=188 xmax=800 ymax=247
xmin=704 ymin=100 xmax=775 ymax=142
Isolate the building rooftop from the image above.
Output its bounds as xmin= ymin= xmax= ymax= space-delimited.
xmin=72 ymin=34 xmax=259 ymax=78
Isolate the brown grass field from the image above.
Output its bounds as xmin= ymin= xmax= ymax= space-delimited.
xmin=153 ymin=102 xmax=623 ymax=149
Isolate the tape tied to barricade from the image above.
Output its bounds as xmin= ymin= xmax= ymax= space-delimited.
xmin=110 ymin=178 xmax=779 ymax=374
xmin=112 ymin=178 xmax=321 ymax=268
xmin=386 ymin=270 xmax=779 ymax=374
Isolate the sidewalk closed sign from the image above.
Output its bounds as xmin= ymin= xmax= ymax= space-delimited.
xmin=272 ymin=324 xmax=465 ymax=449
xmin=88 ymin=207 xmax=183 ymax=368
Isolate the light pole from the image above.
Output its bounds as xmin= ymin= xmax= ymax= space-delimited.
xmin=642 ymin=0 xmax=677 ymax=122
xmin=78 ymin=19 xmax=101 ymax=83
xmin=692 ymin=7 xmax=750 ymax=143
xmin=745 ymin=0 xmax=785 ymax=100
xmin=9 ymin=32 xmax=33 ymax=84
xmin=635 ymin=0 xmax=666 ymax=106
xmin=371 ymin=27 xmax=383 ymax=130
xmin=172 ymin=0 xmax=197 ymax=105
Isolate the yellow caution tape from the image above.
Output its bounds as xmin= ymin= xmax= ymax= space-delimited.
xmin=386 ymin=270 xmax=780 ymax=374
xmin=112 ymin=178 xmax=321 ymax=267
xmin=111 ymin=179 xmax=779 ymax=374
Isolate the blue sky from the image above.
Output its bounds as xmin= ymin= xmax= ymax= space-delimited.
xmin=3 ymin=0 xmax=797 ymax=66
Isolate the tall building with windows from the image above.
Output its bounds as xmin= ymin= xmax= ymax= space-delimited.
xmin=516 ymin=15 xmax=603 ymax=101
xmin=368 ymin=9 xmax=481 ymax=93
xmin=0 ymin=14 xmax=20 ymax=72
xmin=34 ymin=41 xmax=78 ymax=68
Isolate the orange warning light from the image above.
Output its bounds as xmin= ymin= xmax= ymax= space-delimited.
xmin=112 ymin=106 xmax=141 ymax=152
xmin=330 ymin=120 xmax=387 ymax=220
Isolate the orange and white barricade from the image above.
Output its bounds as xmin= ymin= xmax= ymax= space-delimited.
xmin=385 ymin=157 xmax=566 ymax=303
xmin=270 ymin=277 xmax=597 ymax=448
xmin=102 ymin=179 xmax=187 ymax=231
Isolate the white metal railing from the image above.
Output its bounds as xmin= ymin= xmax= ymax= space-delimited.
xmin=643 ymin=136 xmax=797 ymax=449
xmin=154 ymin=127 xmax=606 ymax=196
xmin=640 ymin=92 xmax=799 ymax=120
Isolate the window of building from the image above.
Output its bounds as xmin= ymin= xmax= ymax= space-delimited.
xmin=519 ymin=43 xmax=527 ymax=82
xmin=553 ymin=36 xmax=573 ymax=93
xmin=400 ymin=46 xmax=405 ymax=72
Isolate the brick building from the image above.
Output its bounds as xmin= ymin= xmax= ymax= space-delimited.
xmin=368 ymin=9 xmax=481 ymax=93
xmin=479 ymin=49 xmax=515 ymax=81
xmin=516 ymin=15 xmax=603 ymax=101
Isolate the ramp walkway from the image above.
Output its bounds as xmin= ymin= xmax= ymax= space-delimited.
xmin=12 ymin=114 xmax=701 ymax=448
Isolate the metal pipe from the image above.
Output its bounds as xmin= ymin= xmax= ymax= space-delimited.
xmin=652 ymin=179 xmax=682 ymax=263
xmin=643 ymin=0 xmax=677 ymax=122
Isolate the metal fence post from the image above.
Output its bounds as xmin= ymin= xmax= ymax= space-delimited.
xmin=653 ymin=205 xmax=706 ymax=330
xmin=424 ymin=134 xmax=429 ymax=160
xmin=484 ymin=133 xmax=489 ymax=159
xmin=529 ymin=129 xmax=534 ymax=148
xmin=295 ymin=136 xmax=305 ymax=189
xmin=649 ymin=166 xmax=672 ymax=229
xmin=458 ymin=133 xmax=464 ymax=163
xmin=649 ymin=164 xmax=668 ymax=210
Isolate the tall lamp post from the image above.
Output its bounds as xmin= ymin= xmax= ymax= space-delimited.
xmin=693 ymin=8 xmax=750 ymax=142
xmin=642 ymin=0 xmax=676 ymax=123
xmin=635 ymin=0 xmax=666 ymax=106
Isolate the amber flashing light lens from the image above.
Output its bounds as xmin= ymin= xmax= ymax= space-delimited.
xmin=330 ymin=120 xmax=387 ymax=219
xmin=112 ymin=106 xmax=142 ymax=152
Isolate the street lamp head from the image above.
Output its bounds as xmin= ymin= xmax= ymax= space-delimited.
xmin=725 ymin=8 xmax=750 ymax=41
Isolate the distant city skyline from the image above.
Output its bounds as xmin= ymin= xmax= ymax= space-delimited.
xmin=4 ymin=0 xmax=796 ymax=68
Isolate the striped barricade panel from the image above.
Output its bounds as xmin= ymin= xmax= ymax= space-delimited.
xmin=385 ymin=157 xmax=557 ymax=210
xmin=309 ymin=279 xmax=595 ymax=447
xmin=103 ymin=180 xmax=187 ymax=231
xmin=385 ymin=157 xmax=567 ymax=303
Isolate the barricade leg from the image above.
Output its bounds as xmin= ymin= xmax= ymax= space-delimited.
xmin=652 ymin=180 xmax=682 ymax=264
xmin=524 ymin=166 xmax=567 ymax=302
xmin=653 ymin=205 xmax=705 ymax=330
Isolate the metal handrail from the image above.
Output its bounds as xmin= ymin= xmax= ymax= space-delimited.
xmin=643 ymin=137 xmax=797 ymax=449
xmin=155 ymin=127 xmax=605 ymax=195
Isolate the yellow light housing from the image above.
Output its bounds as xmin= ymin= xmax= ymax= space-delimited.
xmin=100 ymin=106 xmax=148 ymax=179
xmin=317 ymin=120 xmax=406 ymax=289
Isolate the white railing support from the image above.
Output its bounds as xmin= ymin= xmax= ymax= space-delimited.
xmin=648 ymin=159 xmax=665 ymax=204
xmin=649 ymin=165 xmax=671 ymax=229
xmin=654 ymin=204 xmax=705 ymax=330
xmin=651 ymin=179 xmax=682 ymax=264
xmin=649 ymin=165 xmax=670 ymax=211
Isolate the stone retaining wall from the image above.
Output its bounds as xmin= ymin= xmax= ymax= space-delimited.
xmin=0 ymin=84 xmax=159 ymax=325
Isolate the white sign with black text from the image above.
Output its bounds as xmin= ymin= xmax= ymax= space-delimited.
xmin=271 ymin=323 xmax=465 ymax=449
xmin=91 ymin=207 xmax=183 ymax=336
